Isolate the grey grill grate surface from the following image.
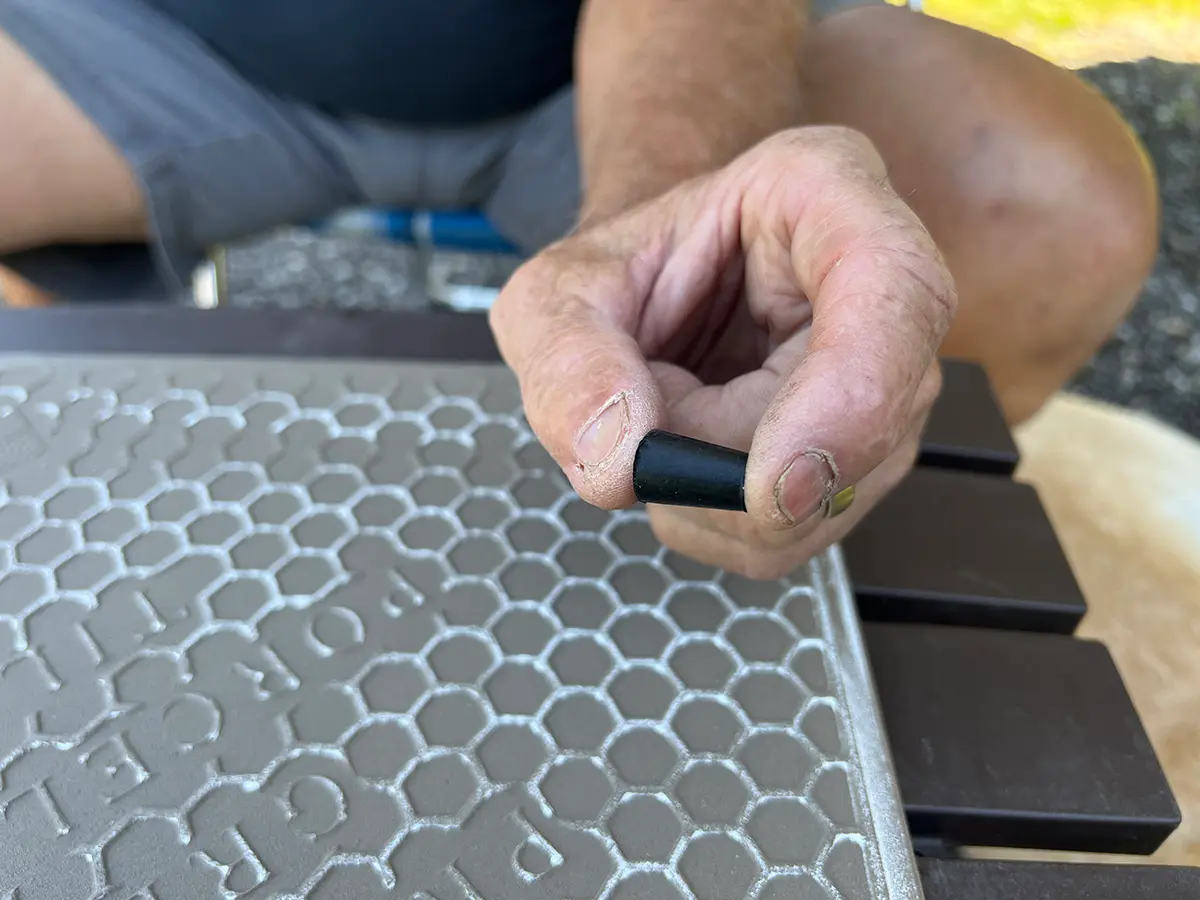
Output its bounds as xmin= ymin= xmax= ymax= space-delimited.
xmin=0 ymin=356 xmax=921 ymax=900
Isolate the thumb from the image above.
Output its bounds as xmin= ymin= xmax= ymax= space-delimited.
xmin=489 ymin=246 xmax=665 ymax=509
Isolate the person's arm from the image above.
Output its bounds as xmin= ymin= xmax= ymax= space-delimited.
xmin=574 ymin=0 xmax=810 ymax=226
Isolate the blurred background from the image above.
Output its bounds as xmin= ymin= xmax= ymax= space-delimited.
xmin=929 ymin=0 xmax=1197 ymax=67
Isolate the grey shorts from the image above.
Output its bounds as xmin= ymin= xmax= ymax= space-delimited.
xmin=0 ymin=0 xmax=889 ymax=303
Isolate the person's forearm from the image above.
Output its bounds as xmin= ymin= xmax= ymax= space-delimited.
xmin=575 ymin=0 xmax=809 ymax=225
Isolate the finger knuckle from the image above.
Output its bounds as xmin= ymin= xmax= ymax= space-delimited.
xmin=831 ymin=367 xmax=905 ymax=456
xmin=918 ymin=361 xmax=944 ymax=411
xmin=521 ymin=332 xmax=607 ymax=423
xmin=645 ymin=510 xmax=802 ymax=581
xmin=735 ymin=547 xmax=808 ymax=581
xmin=882 ymin=431 xmax=923 ymax=488
xmin=646 ymin=505 xmax=689 ymax=547
xmin=650 ymin=521 xmax=729 ymax=572
xmin=888 ymin=236 xmax=959 ymax=327
xmin=512 ymin=251 xmax=558 ymax=293
xmin=755 ymin=126 xmax=884 ymax=182
xmin=746 ymin=514 xmax=807 ymax=544
xmin=918 ymin=259 xmax=958 ymax=326
xmin=886 ymin=453 xmax=919 ymax=496
xmin=770 ymin=124 xmax=874 ymax=157
xmin=819 ymin=125 xmax=881 ymax=163
xmin=851 ymin=235 xmax=958 ymax=362
xmin=490 ymin=255 xmax=555 ymax=329
xmin=901 ymin=434 xmax=922 ymax=472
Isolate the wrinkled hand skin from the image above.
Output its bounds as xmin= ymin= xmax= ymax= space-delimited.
xmin=489 ymin=126 xmax=957 ymax=579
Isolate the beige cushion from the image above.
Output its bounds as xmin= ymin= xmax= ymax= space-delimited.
xmin=1010 ymin=392 xmax=1200 ymax=865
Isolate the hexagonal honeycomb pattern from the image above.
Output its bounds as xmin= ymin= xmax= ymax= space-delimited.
xmin=0 ymin=357 xmax=916 ymax=899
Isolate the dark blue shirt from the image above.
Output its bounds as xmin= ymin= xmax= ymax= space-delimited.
xmin=145 ymin=0 xmax=583 ymax=124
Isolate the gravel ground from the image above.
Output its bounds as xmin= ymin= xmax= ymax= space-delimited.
xmin=1069 ymin=60 xmax=1200 ymax=437
xmin=221 ymin=232 xmax=427 ymax=310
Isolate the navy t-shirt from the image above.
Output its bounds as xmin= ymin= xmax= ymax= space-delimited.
xmin=144 ymin=0 xmax=584 ymax=125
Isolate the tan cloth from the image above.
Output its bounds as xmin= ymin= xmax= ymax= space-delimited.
xmin=1002 ymin=392 xmax=1200 ymax=866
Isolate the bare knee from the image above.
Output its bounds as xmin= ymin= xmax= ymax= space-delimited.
xmin=948 ymin=84 xmax=1160 ymax=377
xmin=0 ymin=29 xmax=146 ymax=253
xmin=804 ymin=8 xmax=1160 ymax=419
xmin=961 ymin=76 xmax=1160 ymax=289
xmin=941 ymin=115 xmax=1159 ymax=421
xmin=802 ymin=6 xmax=1160 ymax=413
xmin=0 ymin=266 xmax=55 ymax=307
xmin=1047 ymin=137 xmax=1159 ymax=349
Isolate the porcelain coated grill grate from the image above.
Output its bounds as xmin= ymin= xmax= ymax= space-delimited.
xmin=0 ymin=356 xmax=921 ymax=900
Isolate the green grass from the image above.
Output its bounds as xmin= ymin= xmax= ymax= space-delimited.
xmin=912 ymin=0 xmax=1200 ymax=64
xmin=928 ymin=0 xmax=1195 ymax=32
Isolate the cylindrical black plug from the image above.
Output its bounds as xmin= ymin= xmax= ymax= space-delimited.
xmin=632 ymin=429 xmax=748 ymax=511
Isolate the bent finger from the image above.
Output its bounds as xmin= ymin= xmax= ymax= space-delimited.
xmin=490 ymin=250 xmax=665 ymax=509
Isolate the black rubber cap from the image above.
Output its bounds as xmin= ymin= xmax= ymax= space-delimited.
xmin=632 ymin=429 xmax=748 ymax=511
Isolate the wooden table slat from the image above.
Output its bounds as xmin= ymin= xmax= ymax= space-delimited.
xmin=918 ymin=858 xmax=1200 ymax=900
xmin=844 ymin=467 xmax=1088 ymax=633
xmin=867 ymin=622 xmax=1180 ymax=854
xmin=921 ymin=359 xmax=1020 ymax=476
xmin=0 ymin=306 xmax=502 ymax=362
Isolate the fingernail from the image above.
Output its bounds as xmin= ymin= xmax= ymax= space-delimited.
xmin=774 ymin=453 xmax=829 ymax=525
xmin=575 ymin=394 xmax=629 ymax=468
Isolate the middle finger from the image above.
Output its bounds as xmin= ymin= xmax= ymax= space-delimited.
xmin=647 ymin=397 xmax=929 ymax=578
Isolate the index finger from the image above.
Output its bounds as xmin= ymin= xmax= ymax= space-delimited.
xmin=489 ymin=240 xmax=667 ymax=511
xmin=740 ymin=128 xmax=957 ymax=526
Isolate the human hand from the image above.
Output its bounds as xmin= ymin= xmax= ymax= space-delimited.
xmin=489 ymin=127 xmax=956 ymax=578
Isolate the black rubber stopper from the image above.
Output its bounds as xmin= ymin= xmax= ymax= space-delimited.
xmin=632 ymin=429 xmax=748 ymax=511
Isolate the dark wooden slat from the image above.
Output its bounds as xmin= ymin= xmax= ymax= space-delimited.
xmin=0 ymin=306 xmax=503 ymax=362
xmin=919 ymin=858 xmax=1200 ymax=900
xmin=844 ymin=467 xmax=1088 ymax=633
xmin=921 ymin=359 xmax=1020 ymax=475
xmin=867 ymin=622 xmax=1180 ymax=854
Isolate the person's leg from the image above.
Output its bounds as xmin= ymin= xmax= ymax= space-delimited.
xmin=491 ymin=3 xmax=1158 ymax=426
xmin=0 ymin=29 xmax=145 ymax=252
xmin=0 ymin=24 xmax=145 ymax=307
xmin=0 ymin=266 xmax=52 ymax=307
xmin=485 ymin=86 xmax=581 ymax=254
xmin=0 ymin=0 xmax=365 ymax=305
xmin=800 ymin=3 xmax=1160 ymax=423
